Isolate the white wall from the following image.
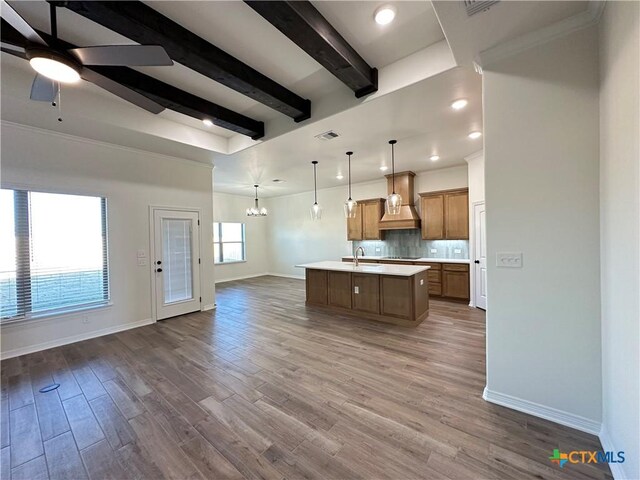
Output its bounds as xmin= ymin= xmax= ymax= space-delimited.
xmin=483 ymin=27 xmax=602 ymax=428
xmin=266 ymin=166 xmax=468 ymax=277
xmin=599 ymin=1 xmax=640 ymax=478
xmin=212 ymin=191 xmax=270 ymax=283
xmin=0 ymin=123 xmax=215 ymax=358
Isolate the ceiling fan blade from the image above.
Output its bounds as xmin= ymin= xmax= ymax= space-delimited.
xmin=69 ymin=45 xmax=173 ymax=67
xmin=81 ymin=68 xmax=165 ymax=114
xmin=1 ymin=40 xmax=25 ymax=54
xmin=30 ymin=74 xmax=58 ymax=102
xmin=1 ymin=0 xmax=47 ymax=46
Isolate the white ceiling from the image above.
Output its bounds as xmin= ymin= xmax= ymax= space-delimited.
xmin=3 ymin=1 xmax=446 ymax=138
xmin=432 ymin=0 xmax=591 ymax=66
xmin=213 ymin=66 xmax=482 ymax=198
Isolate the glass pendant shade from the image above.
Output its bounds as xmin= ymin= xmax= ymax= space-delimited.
xmin=344 ymin=198 xmax=358 ymax=218
xmin=386 ymin=139 xmax=402 ymax=216
xmin=247 ymin=185 xmax=267 ymax=217
xmin=310 ymin=161 xmax=322 ymax=220
xmin=344 ymin=151 xmax=358 ymax=219
xmin=310 ymin=202 xmax=322 ymax=220
xmin=385 ymin=192 xmax=402 ymax=215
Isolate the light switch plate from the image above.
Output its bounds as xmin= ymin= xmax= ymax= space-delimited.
xmin=454 ymin=249 xmax=462 ymax=254
xmin=496 ymin=252 xmax=523 ymax=268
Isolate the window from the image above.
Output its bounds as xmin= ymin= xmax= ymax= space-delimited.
xmin=0 ymin=189 xmax=109 ymax=322
xmin=213 ymin=222 xmax=245 ymax=264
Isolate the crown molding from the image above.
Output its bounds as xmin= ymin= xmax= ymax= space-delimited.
xmin=464 ymin=150 xmax=484 ymax=162
xmin=0 ymin=120 xmax=215 ymax=170
xmin=476 ymin=0 xmax=606 ymax=69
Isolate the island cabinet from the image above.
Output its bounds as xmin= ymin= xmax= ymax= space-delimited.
xmin=300 ymin=262 xmax=430 ymax=326
xmin=347 ymin=198 xmax=385 ymax=241
xmin=419 ymin=188 xmax=469 ymax=240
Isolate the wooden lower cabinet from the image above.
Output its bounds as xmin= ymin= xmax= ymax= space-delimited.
xmin=380 ymin=276 xmax=412 ymax=320
xmin=302 ymin=267 xmax=429 ymax=326
xmin=352 ymin=274 xmax=380 ymax=314
xmin=305 ymin=269 xmax=328 ymax=305
xmin=328 ymin=271 xmax=352 ymax=308
xmin=442 ymin=264 xmax=470 ymax=300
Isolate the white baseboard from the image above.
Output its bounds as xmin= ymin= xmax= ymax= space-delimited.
xmin=202 ymin=304 xmax=216 ymax=311
xmin=599 ymin=425 xmax=628 ymax=480
xmin=266 ymin=272 xmax=305 ymax=280
xmin=0 ymin=318 xmax=154 ymax=360
xmin=483 ymin=387 xmax=601 ymax=435
xmin=214 ymin=272 xmax=268 ymax=284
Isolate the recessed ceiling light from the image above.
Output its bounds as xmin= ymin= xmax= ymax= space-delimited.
xmin=336 ymin=174 xmax=344 ymax=180
xmin=374 ymin=5 xmax=396 ymax=25
xmin=379 ymin=166 xmax=388 ymax=171
xmin=468 ymin=131 xmax=482 ymax=139
xmin=202 ymin=119 xmax=214 ymax=127
xmin=451 ymin=99 xmax=468 ymax=110
xmin=430 ymin=155 xmax=440 ymax=161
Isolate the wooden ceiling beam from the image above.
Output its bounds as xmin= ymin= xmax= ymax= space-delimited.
xmin=0 ymin=21 xmax=265 ymax=139
xmin=245 ymin=1 xmax=378 ymax=98
xmin=59 ymin=1 xmax=311 ymax=122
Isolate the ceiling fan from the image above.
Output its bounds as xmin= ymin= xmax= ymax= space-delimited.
xmin=0 ymin=0 xmax=173 ymax=114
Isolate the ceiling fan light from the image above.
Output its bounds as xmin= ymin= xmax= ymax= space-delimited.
xmin=28 ymin=51 xmax=81 ymax=83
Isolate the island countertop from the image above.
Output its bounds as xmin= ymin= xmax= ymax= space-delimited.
xmin=296 ymin=261 xmax=431 ymax=277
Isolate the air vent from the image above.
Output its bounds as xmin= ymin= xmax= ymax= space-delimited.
xmin=272 ymin=179 xmax=285 ymax=183
xmin=314 ymin=130 xmax=340 ymax=141
xmin=464 ymin=0 xmax=499 ymax=16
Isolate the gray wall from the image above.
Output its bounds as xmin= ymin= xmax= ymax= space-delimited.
xmin=483 ymin=26 xmax=602 ymax=426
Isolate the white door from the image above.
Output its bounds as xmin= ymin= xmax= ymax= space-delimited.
xmin=473 ymin=203 xmax=487 ymax=310
xmin=153 ymin=209 xmax=201 ymax=320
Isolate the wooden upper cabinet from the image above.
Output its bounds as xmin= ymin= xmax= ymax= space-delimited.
xmin=362 ymin=199 xmax=385 ymax=240
xmin=444 ymin=190 xmax=469 ymax=239
xmin=346 ymin=198 xmax=385 ymax=241
xmin=419 ymin=188 xmax=468 ymax=240
xmin=347 ymin=203 xmax=363 ymax=241
xmin=421 ymin=194 xmax=444 ymax=240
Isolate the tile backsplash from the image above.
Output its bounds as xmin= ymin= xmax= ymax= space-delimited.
xmin=353 ymin=230 xmax=469 ymax=259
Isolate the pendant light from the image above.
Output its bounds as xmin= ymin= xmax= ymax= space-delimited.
xmin=310 ymin=161 xmax=322 ymax=220
xmin=343 ymin=151 xmax=358 ymax=218
xmin=246 ymin=184 xmax=268 ymax=217
xmin=386 ymin=140 xmax=402 ymax=215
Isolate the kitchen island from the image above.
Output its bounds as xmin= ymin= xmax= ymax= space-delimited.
xmin=295 ymin=261 xmax=431 ymax=326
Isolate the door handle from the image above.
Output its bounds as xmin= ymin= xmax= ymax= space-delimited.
xmin=474 ymin=260 xmax=480 ymax=264
xmin=156 ymin=268 xmax=163 ymax=272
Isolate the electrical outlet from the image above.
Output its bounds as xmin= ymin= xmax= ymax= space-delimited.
xmin=420 ymin=279 xmax=424 ymax=285
xmin=82 ymin=316 xmax=89 ymax=324
xmin=354 ymin=286 xmax=359 ymax=294
xmin=375 ymin=247 xmax=381 ymax=253
xmin=496 ymin=252 xmax=523 ymax=268
xmin=430 ymin=248 xmax=437 ymax=254
xmin=137 ymin=258 xmax=148 ymax=266
xmin=137 ymin=249 xmax=146 ymax=258
xmin=454 ymin=248 xmax=462 ymax=254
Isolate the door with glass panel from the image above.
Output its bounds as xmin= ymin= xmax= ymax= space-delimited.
xmin=153 ymin=209 xmax=201 ymax=320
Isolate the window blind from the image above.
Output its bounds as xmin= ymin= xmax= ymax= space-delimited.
xmin=0 ymin=189 xmax=109 ymax=321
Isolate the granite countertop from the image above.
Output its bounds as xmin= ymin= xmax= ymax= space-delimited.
xmin=341 ymin=255 xmax=471 ymax=264
xmin=296 ymin=261 xmax=431 ymax=277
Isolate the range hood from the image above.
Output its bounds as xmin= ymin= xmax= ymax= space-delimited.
xmin=379 ymin=171 xmax=421 ymax=230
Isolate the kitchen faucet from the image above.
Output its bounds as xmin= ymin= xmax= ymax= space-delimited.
xmin=354 ymin=246 xmax=365 ymax=267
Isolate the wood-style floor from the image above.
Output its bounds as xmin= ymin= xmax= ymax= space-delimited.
xmin=1 ymin=276 xmax=611 ymax=480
